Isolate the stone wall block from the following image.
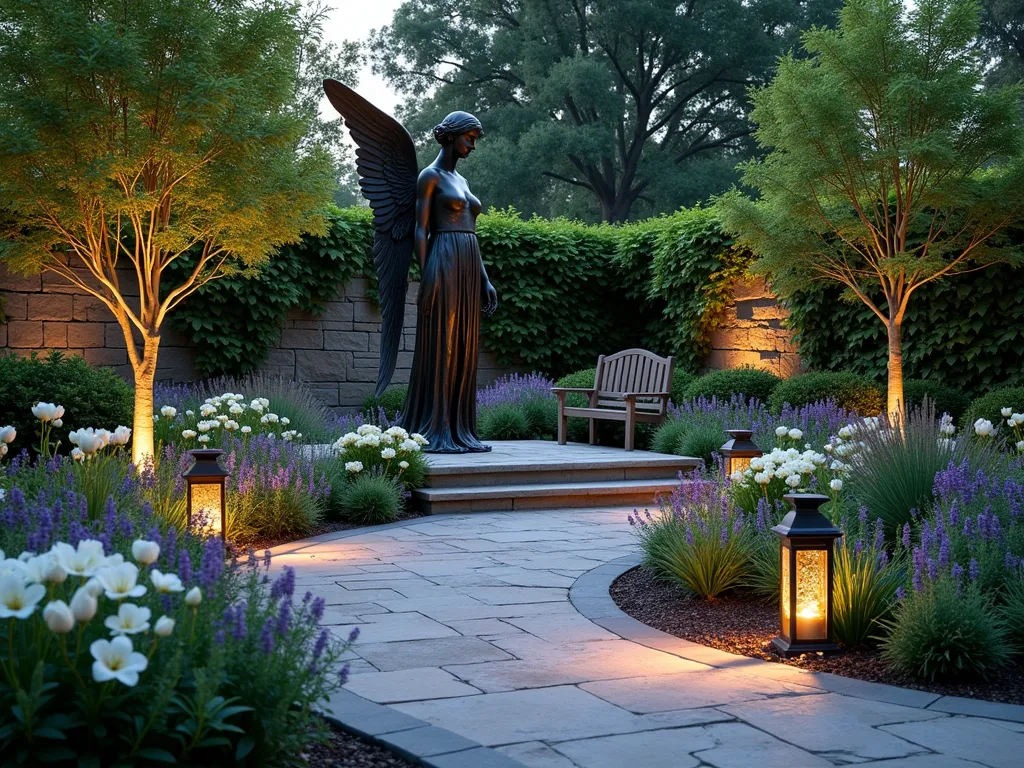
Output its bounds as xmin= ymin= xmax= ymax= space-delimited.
xmin=346 ymin=277 xmax=371 ymax=297
xmin=28 ymin=294 xmax=74 ymax=321
xmin=353 ymin=301 xmax=382 ymax=324
xmin=338 ymin=382 xmax=373 ymax=408
xmin=0 ymin=266 xmax=41 ymax=292
xmin=324 ymin=331 xmax=369 ymax=351
xmin=43 ymin=322 xmax=67 ymax=348
xmin=84 ymin=348 xmax=128 ymax=367
xmin=0 ymin=325 xmax=5 ymax=347
xmin=67 ymin=323 xmax=106 ymax=348
xmin=1 ymin=293 xmax=28 ymax=321
xmin=320 ymin=301 xmax=354 ymax=324
xmin=279 ymin=328 xmax=323 ymax=350
xmin=308 ymin=385 xmax=340 ymax=408
xmin=296 ymin=350 xmax=351 ymax=382
xmin=7 ymin=321 xmax=43 ymax=348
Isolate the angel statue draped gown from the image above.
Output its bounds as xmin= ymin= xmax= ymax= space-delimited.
xmin=323 ymin=80 xmax=496 ymax=453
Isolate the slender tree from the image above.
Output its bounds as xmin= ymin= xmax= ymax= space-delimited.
xmin=0 ymin=0 xmax=335 ymax=463
xmin=718 ymin=0 xmax=1024 ymax=422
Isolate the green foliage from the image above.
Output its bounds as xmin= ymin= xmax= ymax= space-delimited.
xmin=370 ymin=0 xmax=839 ymax=221
xmin=1002 ymin=579 xmax=1024 ymax=653
xmin=633 ymin=484 xmax=752 ymax=600
xmin=478 ymin=404 xmax=531 ymax=440
xmin=340 ymin=473 xmax=403 ymax=525
xmin=676 ymin=423 xmax=728 ymax=469
xmin=521 ymin=398 xmax=559 ymax=439
xmin=169 ymin=207 xmax=376 ymax=378
xmin=651 ymin=419 xmax=691 ymax=456
xmin=0 ymin=352 xmax=133 ymax=457
xmin=769 ymin=372 xmax=883 ymax=416
xmin=902 ymin=380 xmax=970 ymax=423
xmin=964 ymin=386 xmax=1024 ymax=434
xmin=683 ymin=366 xmax=781 ymax=404
xmin=333 ymin=426 xmax=429 ymax=493
xmin=832 ymin=515 xmax=905 ymax=647
xmin=782 ymin=262 xmax=1024 ymax=399
xmin=363 ymin=386 xmax=409 ymax=422
xmin=881 ymin=578 xmax=1012 ymax=682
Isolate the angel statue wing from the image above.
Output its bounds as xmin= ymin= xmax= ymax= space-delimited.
xmin=323 ymin=79 xmax=418 ymax=398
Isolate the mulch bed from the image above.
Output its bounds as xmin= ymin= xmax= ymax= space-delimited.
xmin=302 ymin=723 xmax=418 ymax=767
xmin=611 ymin=565 xmax=1024 ymax=706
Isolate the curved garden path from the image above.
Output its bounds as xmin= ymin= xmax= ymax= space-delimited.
xmin=269 ymin=509 xmax=1024 ymax=768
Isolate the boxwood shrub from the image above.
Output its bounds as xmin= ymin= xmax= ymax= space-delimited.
xmin=769 ymin=371 xmax=883 ymax=416
xmin=682 ymin=367 xmax=781 ymax=404
xmin=901 ymin=379 xmax=969 ymax=423
xmin=362 ymin=386 xmax=407 ymax=421
xmin=963 ymin=386 xmax=1024 ymax=434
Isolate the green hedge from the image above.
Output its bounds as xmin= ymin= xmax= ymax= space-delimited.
xmin=901 ymin=379 xmax=970 ymax=422
xmin=682 ymin=367 xmax=781 ymax=404
xmin=769 ymin=371 xmax=884 ymax=416
xmin=963 ymin=386 xmax=1024 ymax=433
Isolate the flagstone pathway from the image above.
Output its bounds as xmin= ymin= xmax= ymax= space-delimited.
xmin=270 ymin=509 xmax=1024 ymax=768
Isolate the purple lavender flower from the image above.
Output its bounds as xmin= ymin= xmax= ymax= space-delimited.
xmin=902 ymin=523 xmax=911 ymax=549
xmin=312 ymin=628 xmax=330 ymax=660
xmin=969 ymin=558 xmax=980 ymax=582
xmin=952 ymin=562 xmax=965 ymax=583
xmin=198 ymin=537 xmax=224 ymax=591
xmin=339 ymin=663 xmax=350 ymax=686
xmin=311 ymin=597 xmax=326 ymax=623
xmin=938 ymin=535 xmax=950 ymax=569
xmin=685 ymin=526 xmax=695 ymax=547
xmin=214 ymin=629 xmax=225 ymax=646
xmin=927 ymin=558 xmax=938 ymax=581
xmin=912 ymin=547 xmax=925 ymax=592
xmin=275 ymin=600 xmax=292 ymax=636
xmin=947 ymin=500 xmax=960 ymax=528
xmin=874 ymin=519 xmax=884 ymax=550
xmin=259 ymin=617 xmax=275 ymax=654
xmin=178 ymin=550 xmax=193 ymax=586
xmin=858 ymin=506 xmax=868 ymax=525
xmin=854 ymin=540 xmax=864 ymax=557
xmin=232 ymin=601 xmax=247 ymax=640
xmin=347 ymin=627 xmax=360 ymax=644
xmin=270 ymin=567 xmax=296 ymax=601
xmin=896 ymin=586 xmax=906 ymax=601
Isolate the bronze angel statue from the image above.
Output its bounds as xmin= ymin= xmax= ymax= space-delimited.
xmin=323 ymin=80 xmax=498 ymax=454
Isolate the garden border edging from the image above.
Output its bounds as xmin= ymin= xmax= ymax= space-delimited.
xmin=571 ymin=555 xmax=1024 ymax=725
xmin=274 ymin=515 xmax=529 ymax=768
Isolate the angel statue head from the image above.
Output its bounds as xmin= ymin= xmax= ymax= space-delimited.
xmin=433 ymin=111 xmax=484 ymax=157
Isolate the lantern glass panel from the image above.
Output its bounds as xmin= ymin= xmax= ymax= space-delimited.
xmin=780 ymin=544 xmax=791 ymax=641
xmin=795 ymin=549 xmax=827 ymax=640
xmin=729 ymin=456 xmax=752 ymax=475
xmin=190 ymin=482 xmax=222 ymax=534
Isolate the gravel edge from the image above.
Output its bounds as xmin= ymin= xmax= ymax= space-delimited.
xmin=568 ymin=554 xmax=1024 ymax=725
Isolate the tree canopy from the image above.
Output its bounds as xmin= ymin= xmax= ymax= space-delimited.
xmin=371 ymin=0 xmax=842 ymax=222
xmin=717 ymin=0 xmax=1024 ymax=420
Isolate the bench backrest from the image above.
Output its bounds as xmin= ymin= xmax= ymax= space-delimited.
xmin=592 ymin=348 xmax=674 ymax=414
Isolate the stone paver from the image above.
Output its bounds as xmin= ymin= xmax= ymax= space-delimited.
xmin=274 ymin=506 xmax=1024 ymax=768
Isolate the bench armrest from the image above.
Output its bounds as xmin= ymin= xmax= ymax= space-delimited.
xmin=623 ymin=391 xmax=670 ymax=400
xmin=551 ymin=387 xmax=596 ymax=394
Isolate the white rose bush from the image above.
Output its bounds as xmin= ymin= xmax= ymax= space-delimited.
xmin=0 ymin=497 xmax=352 ymax=764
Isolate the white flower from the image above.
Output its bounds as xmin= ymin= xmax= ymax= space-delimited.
xmin=150 ymin=569 xmax=184 ymax=594
xmin=109 ymin=426 xmax=132 ymax=446
xmin=69 ymin=586 xmax=98 ymax=622
xmin=1002 ymin=407 xmax=1013 ymax=418
xmin=181 ymin=430 xmax=197 ymax=440
xmin=94 ymin=562 xmax=146 ymax=601
xmin=52 ymin=540 xmax=107 ymax=577
xmin=787 ymin=428 xmax=803 ymax=440
xmin=185 ymin=587 xmax=202 ymax=607
xmin=131 ymin=540 xmax=160 ymax=566
xmin=729 ymin=470 xmax=744 ymax=483
xmin=229 ymin=404 xmax=245 ymax=415
xmin=216 ymin=414 xmax=229 ymax=423
xmin=248 ymin=400 xmax=264 ymax=413
xmin=68 ymin=428 xmax=105 ymax=455
xmin=224 ymin=420 xmax=239 ymax=432
xmin=0 ymin=445 xmax=6 ymax=458
xmin=0 ymin=573 xmax=46 ymax=619
xmin=1011 ymin=413 xmax=1024 ymax=427
xmin=412 ymin=433 xmax=428 ymax=446
xmin=380 ymin=433 xmax=394 ymax=446
xmin=0 ymin=426 xmax=15 ymax=444
xmin=160 ymin=405 xmax=177 ymax=419
xmin=399 ymin=439 xmax=419 ymax=452
xmin=32 ymin=402 xmax=64 ymax=422
xmin=104 ymin=603 xmax=151 ymax=636
xmin=185 ymin=410 xmax=195 ymax=417
xmin=356 ymin=434 xmax=381 ymax=448
xmin=775 ymin=426 xmax=788 ymax=437
xmin=357 ymin=424 xmax=382 ymax=436
xmin=838 ymin=426 xmax=853 ymax=440
xmin=785 ymin=474 xmax=802 ymax=489
xmin=830 ymin=478 xmax=843 ymax=492
xmin=261 ymin=413 xmax=279 ymax=424
xmin=381 ymin=447 xmax=397 ymax=460
xmin=280 ymin=417 xmax=290 ymax=426
xmin=154 ymin=616 xmax=175 ymax=637
xmin=385 ymin=426 xmax=409 ymax=439
xmin=43 ymin=600 xmax=76 ymax=633
xmin=753 ymin=472 xmax=770 ymax=485
xmin=25 ymin=553 xmax=66 ymax=584
xmin=974 ymin=418 xmax=995 ymax=438
xmin=197 ymin=435 xmax=211 ymax=444
xmin=240 ymin=426 xmax=252 ymax=434
xmin=1017 ymin=440 xmax=1024 ymax=453
xmin=399 ymin=460 xmax=409 ymax=470
xmin=339 ymin=432 xmax=359 ymax=447
xmin=91 ymin=636 xmax=148 ymax=687
xmin=345 ymin=461 xmax=364 ymax=474
xmin=199 ymin=404 xmax=217 ymax=417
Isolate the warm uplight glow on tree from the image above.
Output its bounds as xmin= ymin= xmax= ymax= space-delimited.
xmin=0 ymin=0 xmax=335 ymax=463
xmin=719 ymin=0 xmax=1024 ymax=425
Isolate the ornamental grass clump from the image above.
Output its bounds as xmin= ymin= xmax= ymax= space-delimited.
xmin=630 ymin=476 xmax=752 ymax=599
xmin=478 ymin=403 xmax=532 ymax=440
xmin=0 ymin=487 xmax=350 ymax=765
xmin=339 ymin=472 xmax=404 ymax=525
xmin=332 ymin=425 xmax=427 ymax=522
xmin=477 ymin=373 xmax=558 ymax=440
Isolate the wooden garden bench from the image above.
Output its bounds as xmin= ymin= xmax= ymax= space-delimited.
xmin=551 ymin=348 xmax=675 ymax=451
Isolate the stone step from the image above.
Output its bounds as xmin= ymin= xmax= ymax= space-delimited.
xmin=413 ymin=478 xmax=683 ymax=515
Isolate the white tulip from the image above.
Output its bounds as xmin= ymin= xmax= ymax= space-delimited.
xmin=160 ymin=406 xmax=177 ymax=419
xmin=240 ymin=426 xmax=252 ymax=434
xmin=357 ymin=424 xmax=382 ymax=436
xmin=70 ymin=448 xmax=85 ymax=462
xmin=1011 ymin=413 xmax=1024 ymax=427
xmin=830 ymin=478 xmax=843 ymax=492
xmin=1017 ymin=440 xmax=1024 ymax=453
xmin=0 ymin=573 xmax=46 ymax=619
xmin=90 ymin=636 xmax=148 ymax=686
xmin=974 ymin=418 xmax=995 ymax=437
xmin=154 ymin=616 xmax=175 ymax=637
xmin=197 ymin=435 xmax=211 ymax=444
xmin=229 ymin=404 xmax=244 ymax=415
xmin=52 ymin=540 xmax=107 ymax=577
xmin=94 ymin=562 xmax=146 ymax=601
xmin=0 ymin=426 xmax=15 ymax=444
xmin=200 ymin=404 xmax=217 ymax=417
xmin=104 ymin=603 xmax=151 ymax=636
xmin=399 ymin=461 xmax=410 ymax=470
xmin=31 ymin=402 xmax=64 ymax=422
xmin=787 ymin=428 xmax=803 ymax=440
xmin=25 ymin=553 xmax=66 ymax=584
xmin=399 ymin=439 xmax=419 ymax=452
xmin=131 ymin=540 xmax=160 ymax=566
xmin=185 ymin=587 xmax=202 ymax=607
xmin=345 ymin=461 xmax=363 ymax=474
xmin=785 ymin=474 xmax=802 ymax=488
xmin=754 ymin=472 xmax=770 ymax=485
xmin=181 ymin=430 xmax=197 ymax=440
xmin=150 ymin=569 xmax=184 ymax=594
xmin=1001 ymin=407 xmax=1013 ymax=418
xmin=775 ymin=426 xmax=788 ymax=437
xmin=43 ymin=600 xmax=75 ymax=633
xmin=280 ymin=417 xmax=290 ymax=426
xmin=412 ymin=433 xmax=428 ymax=446
xmin=729 ymin=470 xmax=744 ymax=483
xmin=185 ymin=410 xmax=195 ymax=417
xmin=69 ymin=586 xmax=98 ymax=622
xmin=381 ymin=447 xmax=396 ymax=460
xmin=52 ymin=418 xmax=63 ymax=428
xmin=109 ymin=426 xmax=132 ymax=446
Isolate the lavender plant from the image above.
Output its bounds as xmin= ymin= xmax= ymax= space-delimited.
xmin=477 ymin=373 xmax=558 ymax=440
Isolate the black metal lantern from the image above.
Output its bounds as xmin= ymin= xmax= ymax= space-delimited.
xmin=772 ymin=493 xmax=841 ymax=656
xmin=720 ymin=429 xmax=762 ymax=478
xmin=183 ymin=449 xmax=228 ymax=542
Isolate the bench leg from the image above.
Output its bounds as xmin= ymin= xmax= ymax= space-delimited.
xmin=558 ymin=408 xmax=567 ymax=445
xmin=625 ymin=406 xmax=636 ymax=452
xmin=588 ymin=417 xmax=597 ymax=445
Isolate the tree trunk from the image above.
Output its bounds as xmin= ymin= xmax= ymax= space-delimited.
xmin=886 ymin=319 xmax=904 ymax=427
xmin=131 ymin=334 xmax=160 ymax=466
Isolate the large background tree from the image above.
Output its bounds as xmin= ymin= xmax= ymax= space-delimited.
xmin=371 ymin=0 xmax=842 ymax=222
xmin=718 ymin=0 xmax=1024 ymax=422
xmin=979 ymin=0 xmax=1024 ymax=85
xmin=0 ymin=0 xmax=335 ymax=462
